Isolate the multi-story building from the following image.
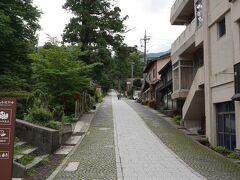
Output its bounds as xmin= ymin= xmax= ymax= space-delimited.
xmin=156 ymin=60 xmax=177 ymax=112
xmin=142 ymin=51 xmax=170 ymax=103
xmin=170 ymin=0 xmax=240 ymax=151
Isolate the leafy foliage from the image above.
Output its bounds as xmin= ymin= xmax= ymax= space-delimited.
xmin=62 ymin=0 xmax=130 ymax=89
xmin=0 ymin=0 xmax=40 ymax=90
xmin=227 ymin=152 xmax=240 ymax=160
xmin=25 ymin=107 xmax=53 ymax=124
xmin=133 ymin=79 xmax=142 ymax=89
xmin=63 ymin=0 xmax=127 ymax=52
xmin=212 ymin=146 xmax=230 ymax=154
xmin=30 ymin=46 xmax=100 ymax=113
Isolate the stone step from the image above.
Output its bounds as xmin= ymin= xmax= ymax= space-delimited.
xmin=26 ymin=155 xmax=48 ymax=170
xmin=55 ymin=146 xmax=74 ymax=155
xmin=22 ymin=147 xmax=38 ymax=155
xmin=14 ymin=141 xmax=27 ymax=148
xmin=64 ymin=136 xmax=81 ymax=146
xmin=14 ymin=155 xmax=24 ymax=160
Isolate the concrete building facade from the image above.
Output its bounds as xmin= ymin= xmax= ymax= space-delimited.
xmin=170 ymin=0 xmax=240 ymax=150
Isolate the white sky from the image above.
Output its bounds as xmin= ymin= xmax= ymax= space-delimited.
xmin=33 ymin=0 xmax=184 ymax=53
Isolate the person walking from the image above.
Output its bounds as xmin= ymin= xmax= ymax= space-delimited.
xmin=117 ymin=93 xmax=121 ymax=100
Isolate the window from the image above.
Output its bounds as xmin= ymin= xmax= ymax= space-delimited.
xmin=162 ymin=90 xmax=173 ymax=110
xmin=218 ymin=17 xmax=226 ymax=38
xmin=196 ymin=0 xmax=203 ymax=28
xmin=173 ymin=65 xmax=179 ymax=91
xmin=216 ymin=101 xmax=236 ymax=151
xmin=234 ymin=62 xmax=240 ymax=94
xmin=166 ymin=69 xmax=172 ymax=82
xmin=153 ymin=65 xmax=157 ymax=79
xmin=172 ymin=61 xmax=193 ymax=91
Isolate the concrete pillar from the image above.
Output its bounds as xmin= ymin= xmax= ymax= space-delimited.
xmin=203 ymin=0 xmax=216 ymax=145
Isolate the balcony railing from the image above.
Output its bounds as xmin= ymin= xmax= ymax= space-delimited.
xmin=171 ymin=18 xmax=196 ymax=55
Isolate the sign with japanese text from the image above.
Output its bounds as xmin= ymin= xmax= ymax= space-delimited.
xmin=0 ymin=98 xmax=16 ymax=180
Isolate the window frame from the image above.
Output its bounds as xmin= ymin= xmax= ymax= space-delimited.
xmin=216 ymin=101 xmax=236 ymax=151
xmin=234 ymin=62 xmax=240 ymax=94
xmin=218 ymin=17 xmax=226 ymax=38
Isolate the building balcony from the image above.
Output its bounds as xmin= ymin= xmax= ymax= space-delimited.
xmin=170 ymin=0 xmax=194 ymax=25
xmin=172 ymin=60 xmax=194 ymax=100
xmin=171 ymin=18 xmax=196 ymax=59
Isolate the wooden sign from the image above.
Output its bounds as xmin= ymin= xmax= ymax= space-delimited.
xmin=0 ymin=98 xmax=16 ymax=180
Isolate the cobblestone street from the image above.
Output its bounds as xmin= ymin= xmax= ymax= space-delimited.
xmin=50 ymin=92 xmax=240 ymax=180
xmin=52 ymin=96 xmax=117 ymax=180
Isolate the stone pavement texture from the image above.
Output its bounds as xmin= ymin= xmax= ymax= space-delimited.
xmin=125 ymin=99 xmax=240 ymax=180
xmin=53 ymin=96 xmax=117 ymax=180
xmin=112 ymin=92 xmax=203 ymax=180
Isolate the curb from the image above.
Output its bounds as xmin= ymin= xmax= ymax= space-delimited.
xmin=46 ymin=103 xmax=102 ymax=180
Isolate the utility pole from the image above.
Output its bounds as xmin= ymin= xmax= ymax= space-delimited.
xmin=131 ymin=62 xmax=135 ymax=99
xmin=140 ymin=30 xmax=150 ymax=64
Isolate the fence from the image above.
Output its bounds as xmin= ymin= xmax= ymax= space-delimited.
xmin=74 ymin=92 xmax=92 ymax=119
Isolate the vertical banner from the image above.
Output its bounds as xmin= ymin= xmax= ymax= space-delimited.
xmin=0 ymin=98 xmax=16 ymax=180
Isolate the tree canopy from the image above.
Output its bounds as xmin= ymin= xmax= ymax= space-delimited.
xmin=30 ymin=45 xmax=100 ymax=111
xmin=0 ymin=0 xmax=40 ymax=90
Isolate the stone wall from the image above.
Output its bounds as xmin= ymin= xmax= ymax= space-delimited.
xmin=15 ymin=119 xmax=60 ymax=153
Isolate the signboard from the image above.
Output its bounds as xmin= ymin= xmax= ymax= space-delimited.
xmin=0 ymin=98 xmax=16 ymax=180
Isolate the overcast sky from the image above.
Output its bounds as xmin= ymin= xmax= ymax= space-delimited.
xmin=33 ymin=0 xmax=184 ymax=53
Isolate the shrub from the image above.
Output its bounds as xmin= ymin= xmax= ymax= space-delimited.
xmin=174 ymin=115 xmax=182 ymax=125
xmin=148 ymin=100 xmax=156 ymax=109
xmin=17 ymin=154 xmax=35 ymax=166
xmin=227 ymin=152 xmax=240 ymax=160
xmin=46 ymin=120 xmax=62 ymax=129
xmin=61 ymin=115 xmax=74 ymax=124
xmin=212 ymin=146 xmax=230 ymax=154
xmin=53 ymin=105 xmax=64 ymax=121
xmin=25 ymin=107 xmax=53 ymax=124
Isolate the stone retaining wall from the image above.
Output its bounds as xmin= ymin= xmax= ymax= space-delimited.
xmin=15 ymin=119 xmax=73 ymax=153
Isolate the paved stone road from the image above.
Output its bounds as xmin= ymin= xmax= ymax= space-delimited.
xmin=112 ymin=92 xmax=203 ymax=180
xmin=125 ymin=99 xmax=240 ymax=180
xmin=53 ymin=96 xmax=117 ymax=180
xmin=50 ymin=92 xmax=240 ymax=180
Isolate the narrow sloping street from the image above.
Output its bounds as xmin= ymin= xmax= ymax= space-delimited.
xmin=50 ymin=92 xmax=240 ymax=180
xmin=112 ymin=92 xmax=203 ymax=180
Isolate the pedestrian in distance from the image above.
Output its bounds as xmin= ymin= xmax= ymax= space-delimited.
xmin=117 ymin=93 xmax=121 ymax=100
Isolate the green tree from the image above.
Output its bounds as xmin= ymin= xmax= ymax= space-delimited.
xmin=133 ymin=79 xmax=142 ymax=89
xmin=30 ymin=45 xmax=100 ymax=114
xmin=109 ymin=45 xmax=141 ymax=91
xmin=63 ymin=0 xmax=127 ymax=53
xmin=0 ymin=0 xmax=40 ymax=90
xmin=62 ymin=0 xmax=128 ymax=87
